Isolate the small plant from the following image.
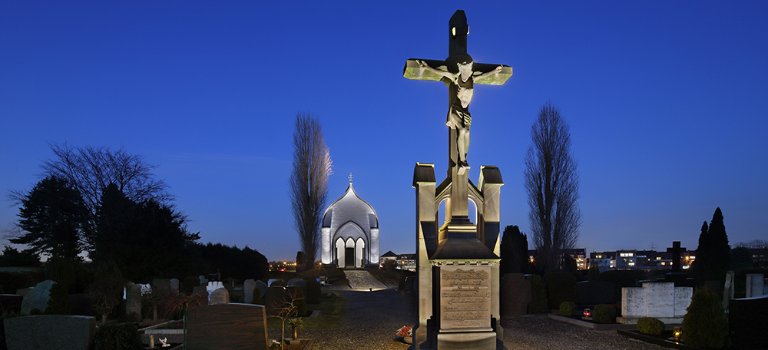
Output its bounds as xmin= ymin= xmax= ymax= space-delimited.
xmin=558 ymin=301 xmax=576 ymax=317
xmin=592 ymin=304 xmax=616 ymax=324
xmin=287 ymin=317 xmax=303 ymax=339
xmin=637 ymin=317 xmax=665 ymax=336
xmin=268 ymin=287 xmax=304 ymax=350
xmin=682 ymin=288 xmax=728 ymax=349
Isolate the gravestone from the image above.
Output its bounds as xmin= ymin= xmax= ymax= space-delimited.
xmin=4 ymin=315 xmax=95 ymax=350
xmin=618 ymin=282 xmax=692 ymax=324
xmin=406 ymin=10 xmax=512 ymax=350
xmin=169 ymin=278 xmax=180 ymax=296
xmin=125 ymin=282 xmax=142 ymax=320
xmin=729 ymin=295 xmax=768 ymax=349
xmin=244 ymin=279 xmax=256 ymax=304
xmin=287 ymin=278 xmax=307 ymax=288
xmin=723 ymin=270 xmax=734 ymax=313
xmin=0 ymin=294 xmax=23 ymax=314
xmin=268 ymin=279 xmax=285 ymax=287
xmin=152 ymin=278 xmax=171 ymax=296
xmin=20 ymin=280 xmax=55 ymax=315
xmin=254 ymin=280 xmax=268 ymax=304
xmin=185 ymin=303 xmax=269 ymax=350
xmin=501 ymin=273 xmax=530 ymax=318
xmin=265 ymin=286 xmax=289 ymax=316
xmin=209 ymin=287 xmax=229 ymax=305
xmin=746 ymin=273 xmax=765 ymax=298
xmin=305 ymin=278 xmax=321 ymax=304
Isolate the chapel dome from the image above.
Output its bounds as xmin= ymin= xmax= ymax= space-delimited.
xmin=321 ymin=181 xmax=378 ymax=231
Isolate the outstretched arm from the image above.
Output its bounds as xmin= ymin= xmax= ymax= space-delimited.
xmin=475 ymin=65 xmax=504 ymax=80
xmin=416 ymin=60 xmax=455 ymax=81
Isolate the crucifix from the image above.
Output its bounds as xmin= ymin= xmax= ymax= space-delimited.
xmin=404 ymin=10 xmax=512 ymax=224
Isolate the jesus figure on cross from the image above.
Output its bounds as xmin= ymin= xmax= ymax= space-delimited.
xmin=416 ymin=55 xmax=503 ymax=171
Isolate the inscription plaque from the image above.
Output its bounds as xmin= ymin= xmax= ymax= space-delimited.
xmin=439 ymin=265 xmax=491 ymax=330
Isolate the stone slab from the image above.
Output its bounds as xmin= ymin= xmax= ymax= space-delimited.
xmin=185 ymin=303 xmax=268 ymax=350
xmin=20 ymin=280 xmax=55 ymax=315
xmin=243 ymin=279 xmax=256 ymax=304
xmin=209 ymin=287 xmax=229 ymax=305
xmin=746 ymin=273 xmax=765 ymax=298
xmin=4 ymin=315 xmax=95 ymax=350
xmin=439 ymin=265 xmax=491 ymax=331
xmin=620 ymin=282 xmax=692 ymax=321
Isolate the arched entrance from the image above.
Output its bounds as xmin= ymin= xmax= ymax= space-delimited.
xmin=334 ymin=237 xmax=367 ymax=269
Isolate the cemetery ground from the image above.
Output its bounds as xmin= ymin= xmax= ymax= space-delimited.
xmin=260 ymin=268 xmax=666 ymax=350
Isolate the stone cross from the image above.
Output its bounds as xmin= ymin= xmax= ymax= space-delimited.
xmin=403 ymin=10 xmax=512 ymax=222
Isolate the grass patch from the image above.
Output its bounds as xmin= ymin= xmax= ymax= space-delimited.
xmin=302 ymin=292 xmax=346 ymax=329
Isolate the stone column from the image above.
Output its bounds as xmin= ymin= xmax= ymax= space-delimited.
xmin=413 ymin=163 xmax=436 ymax=347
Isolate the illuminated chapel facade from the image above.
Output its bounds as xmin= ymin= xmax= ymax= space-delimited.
xmin=320 ymin=178 xmax=380 ymax=268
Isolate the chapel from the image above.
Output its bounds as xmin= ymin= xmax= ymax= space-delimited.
xmin=320 ymin=176 xmax=380 ymax=268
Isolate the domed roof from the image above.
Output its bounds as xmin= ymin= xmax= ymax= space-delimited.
xmin=322 ymin=178 xmax=378 ymax=231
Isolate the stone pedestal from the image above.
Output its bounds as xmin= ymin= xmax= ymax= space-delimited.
xmin=412 ymin=163 xmax=503 ymax=350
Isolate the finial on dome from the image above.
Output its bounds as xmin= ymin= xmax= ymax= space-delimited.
xmin=348 ymin=173 xmax=353 ymax=184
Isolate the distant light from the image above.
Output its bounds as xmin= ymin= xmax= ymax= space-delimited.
xmin=673 ymin=327 xmax=682 ymax=341
xmin=451 ymin=27 xmax=456 ymax=37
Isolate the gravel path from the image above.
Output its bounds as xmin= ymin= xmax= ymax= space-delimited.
xmin=297 ymin=287 xmax=664 ymax=350
xmin=303 ymin=289 xmax=415 ymax=350
xmin=502 ymin=315 xmax=665 ymax=350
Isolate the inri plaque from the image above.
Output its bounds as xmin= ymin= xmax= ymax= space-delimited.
xmin=439 ymin=265 xmax=492 ymax=330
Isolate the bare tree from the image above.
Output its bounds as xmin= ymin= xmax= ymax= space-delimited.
xmin=42 ymin=144 xmax=170 ymax=213
xmin=290 ymin=114 xmax=332 ymax=272
xmin=524 ymin=104 xmax=580 ymax=272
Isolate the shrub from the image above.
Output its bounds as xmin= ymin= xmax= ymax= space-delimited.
xmin=637 ymin=317 xmax=665 ymax=336
xmin=94 ymin=322 xmax=142 ymax=350
xmin=46 ymin=281 xmax=70 ymax=314
xmin=592 ymin=304 xmax=616 ymax=324
xmin=527 ymin=274 xmax=548 ymax=314
xmin=558 ymin=301 xmax=576 ymax=317
xmin=682 ymin=288 xmax=728 ymax=349
xmin=544 ymin=271 xmax=577 ymax=310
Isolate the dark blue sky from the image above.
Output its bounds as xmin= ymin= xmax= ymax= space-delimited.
xmin=2 ymin=1 xmax=767 ymax=260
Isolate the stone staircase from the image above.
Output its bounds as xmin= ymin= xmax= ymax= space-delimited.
xmin=343 ymin=270 xmax=389 ymax=290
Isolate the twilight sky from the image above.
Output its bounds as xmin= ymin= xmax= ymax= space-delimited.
xmin=1 ymin=1 xmax=767 ymax=261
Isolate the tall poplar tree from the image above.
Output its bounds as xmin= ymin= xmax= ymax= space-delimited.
xmin=290 ymin=113 xmax=332 ymax=271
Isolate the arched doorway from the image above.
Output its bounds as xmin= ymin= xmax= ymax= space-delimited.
xmin=345 ymin=238 xmax=355 ymax=268
xmin=355 ymin=238 xmax=366 ymax=268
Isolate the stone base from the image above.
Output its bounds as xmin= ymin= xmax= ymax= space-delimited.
xmin=437 ymin=331 xmax=496 ymax=350
xmin=616 ymin=316 xmax=683 ymax=325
